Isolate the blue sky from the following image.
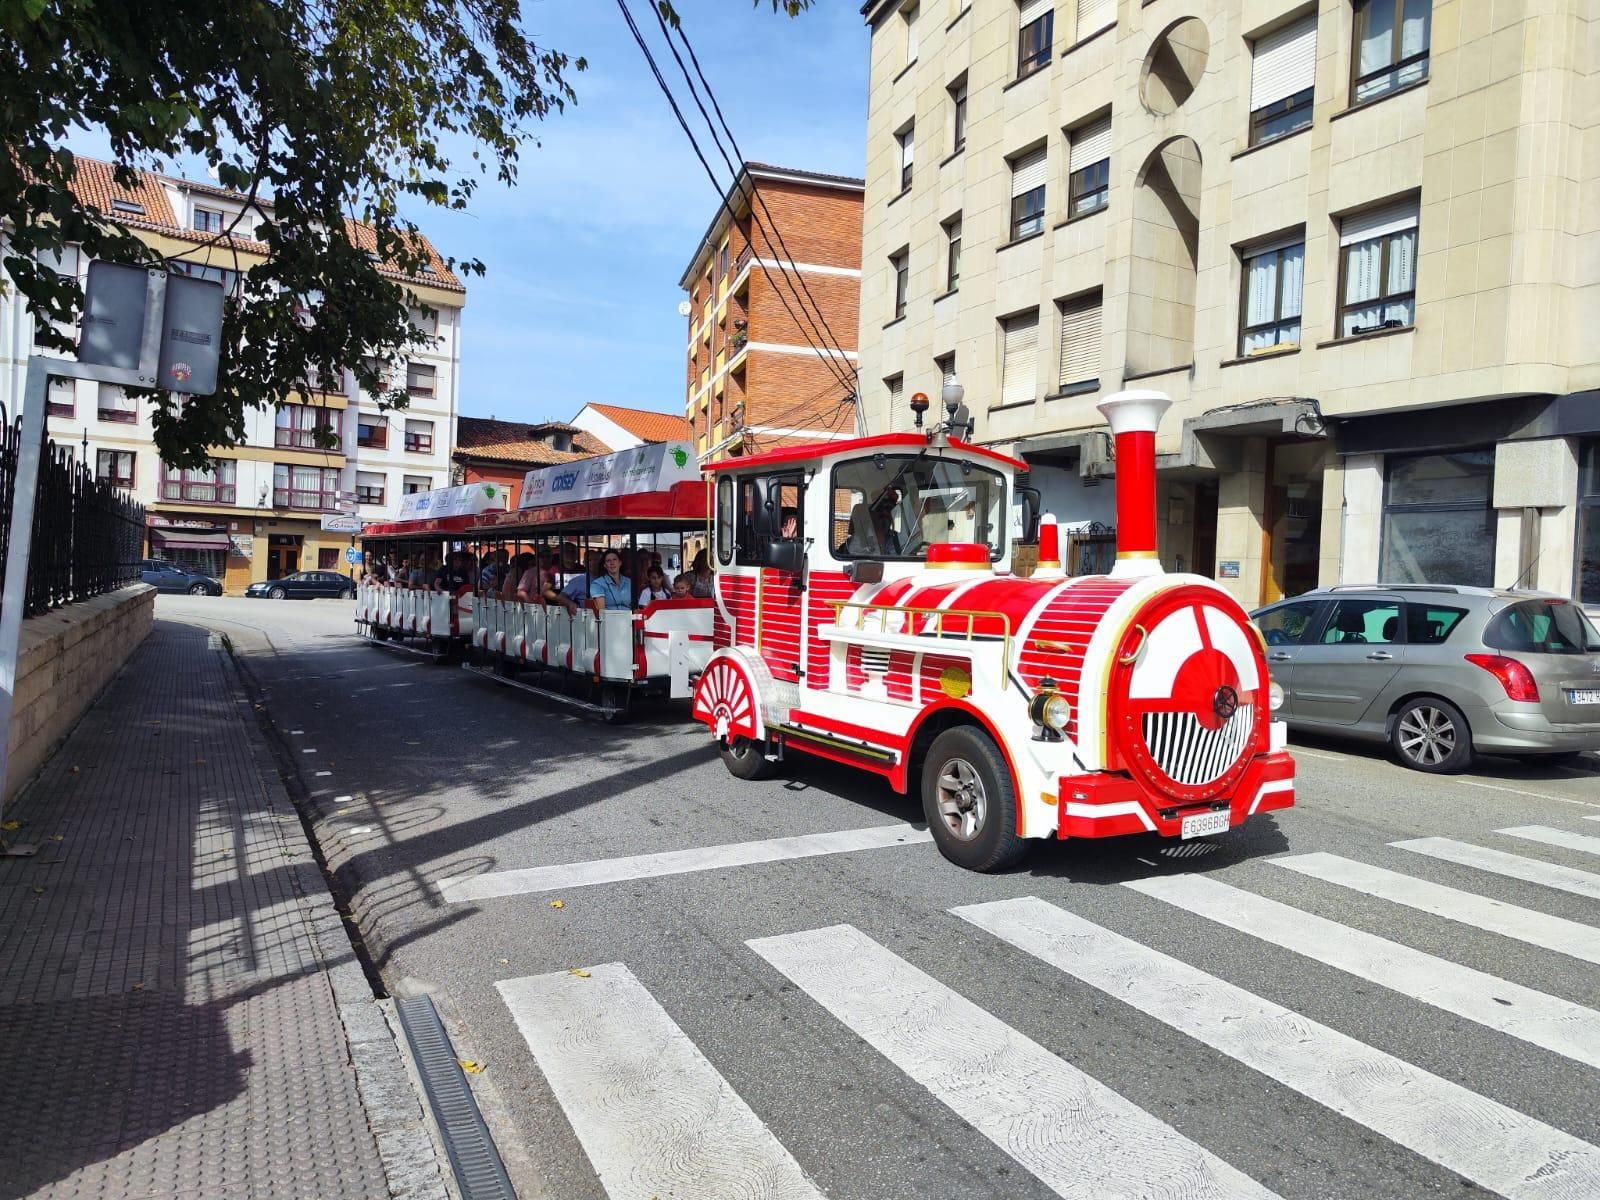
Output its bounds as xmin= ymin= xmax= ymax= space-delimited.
xmin=409 ymin=0 xmax=869 ymax=425
xmin=67 ymin=1 xmax=869 ymax=426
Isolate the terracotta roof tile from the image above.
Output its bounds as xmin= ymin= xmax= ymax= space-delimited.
xmin=585 ymin=403 xmax=694 ymax=445
xmin=453 ymin=417 xmax=607 ymax=466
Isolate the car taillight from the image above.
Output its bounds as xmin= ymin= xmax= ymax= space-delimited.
xmin=1464 ymin=653 xmax=1540 ymax=703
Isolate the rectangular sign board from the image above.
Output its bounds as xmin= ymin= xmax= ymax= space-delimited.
xmin=396 ymin=481 xmax=511 ymax=523
xmin=77 ymin=261 xmax=225 ymax=395
xmin=78 ymin=261 xmax=151 ymax=371
xmin=157 ymin=274 xmax=224 ymax=395
xmin=320 ymin=514 xmax=364 ymax=533
xmin=518 ymin=441 xmax=697 ymax=510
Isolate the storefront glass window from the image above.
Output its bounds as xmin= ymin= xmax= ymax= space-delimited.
xmin=1380 ymin=449 xmax=1495 ymax=586
xmin=1578 ymin=439 xmax=1599 ymax=607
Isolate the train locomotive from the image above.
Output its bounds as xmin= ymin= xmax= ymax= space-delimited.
xmin=690 ymin=388 xmax=1295 ymax=871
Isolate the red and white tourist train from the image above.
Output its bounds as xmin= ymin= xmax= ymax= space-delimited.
xmin=688 ymin=388 xmax=1295 ymax=870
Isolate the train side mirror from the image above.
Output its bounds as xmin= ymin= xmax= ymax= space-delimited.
xmin=1016 ymin=485 xmax=1042 ymax=544
xmin=764 ymin=540 xmax=805 ymax=574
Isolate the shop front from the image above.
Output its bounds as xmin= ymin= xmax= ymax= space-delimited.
xmin=147 ymin=515 xmax=230 ymax=578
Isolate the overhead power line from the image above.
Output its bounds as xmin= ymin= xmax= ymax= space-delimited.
xmin=654 ymin=5 xmax=858 ymax=382
xmin=613 ymin=0 xmax=857 ymax=398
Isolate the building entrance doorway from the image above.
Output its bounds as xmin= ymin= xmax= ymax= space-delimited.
xmin=1191 ymin=480 xmax=1218 ymax=578
xmin=1262 ymin=440 xmax=1324 ymax=603
xmin=268 ymin=536 xmax=303 ymax=580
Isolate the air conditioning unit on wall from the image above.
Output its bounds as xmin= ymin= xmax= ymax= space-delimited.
xmin=1079 ymin=432 xmax=1113 ymax=483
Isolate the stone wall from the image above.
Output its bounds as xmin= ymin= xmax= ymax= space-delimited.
xmin=5 ymin=584 xmax=155 ymax=803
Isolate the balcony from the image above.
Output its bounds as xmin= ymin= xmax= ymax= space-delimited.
xmin=275 ymin=426 xmax=340 ymax=451
xmin=159 ymin=481 xmax=236 ymax=504
xmin=273 ymin=487 xmax=338 ymax=511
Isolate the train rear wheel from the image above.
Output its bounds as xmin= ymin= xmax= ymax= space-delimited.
xmin=721 ymin=735 xmax=776 ymax=780
xmin=921 ymin=727 xmax=1025 ymax=873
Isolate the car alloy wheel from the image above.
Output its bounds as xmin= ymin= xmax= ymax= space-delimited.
xmin=1392 ymin=697 xmax=1472 ymax=773
xmin=269 ymin=586 xmax=287 ymax=600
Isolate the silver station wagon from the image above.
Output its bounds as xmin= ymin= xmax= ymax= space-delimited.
xmin=1250 ymin=585 xmax=1600 ymax=773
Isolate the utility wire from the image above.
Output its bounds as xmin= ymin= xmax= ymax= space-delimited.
xmin=614 ymin=0 xmax=856 ymax=397
xmin=654 ymin=4 xmax=858 ymax=383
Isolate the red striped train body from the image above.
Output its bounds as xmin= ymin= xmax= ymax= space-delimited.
xmin=691 ymin=389 xmax=1295 ymax=871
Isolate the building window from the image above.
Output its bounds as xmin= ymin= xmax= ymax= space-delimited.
xmin=1250 ymin=15 xmax=1317 ymax=144
xmin=717 ymin=241 xmax=730 ymax=278
xmin=357 ymin=418 xmax=388 ymax=449
xmin=897 ymin=124 xmax=915 ymax=191
xmin=404 ymin=419 xmax=435 ymax=453
xmin=406 ymin=361 xmax=436 ymax=398
xmin=1352 ymin=0 xmax=1430 ymax=104
xmin=410 ymin=306 xmax=438 ymax=336
xmin=1338 ymin=200 xmax=1418 ymax=337
xmin=1076 ymin=0 xmax=1113 ymax=41
xmin=936 ymin=353 xmax=956 ymax=393
xmin=160 ymin=460 xmax=236 ymax=504
xmin=1579 ymin=440 xmax=1600 ymax=606
xmin=1000 ymin=309 xmax=1040 ymax=407
xmin=943 ymin=217 xmax=961 ymax=292
xmin=95 ymin=449 xmax=135 ymax=489
xmin=193 ymin=206 xmax=225 ymax=233
xmin=889 ymin=249 xmax=909 ymax=321
xmin=1239 ymin=236 xmax=1305 ymax=354
xmin=110 ymin=198 xmax=145 ymax=215
xmin=886 ymin=374 xmax=904 ymax=428
xmin=403 ymin=475 xmax=431 ymax=495
xmin=46 ymin=378 xmax=74 ymax=418
xmin=1008 ymin=147 xmax=1047 ymax=241
xmin=97 ymin=384 xmax=137 ymax=424
xmin=37 ymin=245 xmax=79 ymax=279
xmin=1056 ymin=291 xmax=1102 ymax=391
xmin=1016 ymin=0 xmax=1053 ymax=79
xmin=949 ymin=77 xmax=967 ymax=153
xmin=168 ymin=259 xmax=239 ymax=295
xmin=275 ymin=404 xmax=339 ymax=450
xmin=1381 ymin=450 xmax=1495 ymax=587
xmin=1066 ymin=115 xmax=1110 ymax=217
xmin=273 ymin=464 xmax=340 ymax=511
xmin=356 ymin=471 xmax=386 ymax=506
xmin=903 ymin=2 xmax=918 ymax=65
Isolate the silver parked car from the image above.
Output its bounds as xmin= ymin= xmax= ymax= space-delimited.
xmin=1250 ymin=585 xmax=1600 ymax=772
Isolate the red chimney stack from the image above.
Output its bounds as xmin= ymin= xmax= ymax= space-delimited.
xmin=1095 ymin=390 xmax=1173 ymax=578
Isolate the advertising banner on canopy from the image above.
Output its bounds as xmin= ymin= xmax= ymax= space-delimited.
xmin=396 ymin=481 xmax=510 ymax=522
xmin=518 ymin=441 xmax=697 ymax=510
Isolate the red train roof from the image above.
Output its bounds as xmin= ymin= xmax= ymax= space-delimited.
xmin=361 ymin=479 xmax=709 ymax=539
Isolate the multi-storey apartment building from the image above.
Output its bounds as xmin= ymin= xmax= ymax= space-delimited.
xmin=680 ymin=163 xmax=864 ymax=461
xmin=858 ymin=0 xmax=1600 ymax=610
xmin=0 ymin=157 xmax=463 ymax=590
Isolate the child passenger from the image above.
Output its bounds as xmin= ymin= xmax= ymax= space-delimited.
xmin=671 ymin=574 xmax=692 ymax=599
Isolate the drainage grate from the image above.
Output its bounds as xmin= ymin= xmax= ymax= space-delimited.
xmin=394 ymin=994 xmax=516 ymax=1200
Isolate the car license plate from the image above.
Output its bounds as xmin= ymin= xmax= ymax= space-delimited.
xmin=1568 ymin=689 xmax=1600 ymax=705
xmin=1181 ymin=810 xmax=1231 ymax=840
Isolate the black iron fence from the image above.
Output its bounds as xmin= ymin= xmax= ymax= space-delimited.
xmin=0 ymin=404 xmax=146 ymax=617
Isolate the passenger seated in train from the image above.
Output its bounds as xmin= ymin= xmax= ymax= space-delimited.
xmin=847 ymin=486 xmax=902 ymax=555
xmin=434 ymin=551 xmax=474 ymax=593
xmin=590 ymin=549 xmax=632 ymax=610
xmin=779 ymin=507 xmax=799 ymax=538
xmin=640 ymin=565 xmax=671 ymax=604
xmin=407 ymin=559 xmax=431 ymax=588
xmin=547 ymin=562 xmax=588 ymax=615
xmin=688 ymin=550 xmax=715 ymax=598
xmin=672 ymin=574 xmax=693 ymax=599
xmin=502 ymin=552 xmax=537 ymax=601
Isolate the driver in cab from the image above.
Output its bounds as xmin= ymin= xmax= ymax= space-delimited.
xmin=848 ymin=486 xmax=901 ymax=555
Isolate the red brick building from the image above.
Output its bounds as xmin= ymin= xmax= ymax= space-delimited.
xmin=451 ymin=417 xmax=606 ymax=509
xmin=680 ymin=163 xmax=863 ymax=460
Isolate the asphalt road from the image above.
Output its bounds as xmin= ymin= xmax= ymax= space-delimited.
xmin=161 ymin=595 xmax=1600 ymax=1200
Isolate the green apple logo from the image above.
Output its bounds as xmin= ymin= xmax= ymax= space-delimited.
xmin=671 ymin=448 xmax=688 ymax=468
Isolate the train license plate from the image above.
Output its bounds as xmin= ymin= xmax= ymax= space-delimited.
xmin=1181 ymin=811 xmax=1231 ymax=839
xmin=1568 ymin=689 xmax=1600 ymax=705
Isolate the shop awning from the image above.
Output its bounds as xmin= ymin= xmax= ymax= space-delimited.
xmin=150 ymin=529 xmax=230 ymax=552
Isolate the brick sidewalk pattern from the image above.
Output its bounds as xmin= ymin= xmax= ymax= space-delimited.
xmin=0 ymin=621 xmax=392 ymax=1199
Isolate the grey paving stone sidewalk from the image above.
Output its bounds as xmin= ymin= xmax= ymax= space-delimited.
xmin=0 ymin=620 xmax=431 ymax=1200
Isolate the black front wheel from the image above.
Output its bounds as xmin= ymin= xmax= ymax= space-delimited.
xmin=269 ymin=586 xmax=287 ymax=600
xmin=720 ymin=735 xmax=776 ymax=780
xmin=921 ymin=726 xmax=1026 ymax=872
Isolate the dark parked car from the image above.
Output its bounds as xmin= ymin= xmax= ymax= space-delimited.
xmin=140 ymin=558 xmax=223 ymax=596
xmin=1251 ymin=585 xmax=1600 ymax=772
xmin=244 ymin=571 xmax=354 ymax=600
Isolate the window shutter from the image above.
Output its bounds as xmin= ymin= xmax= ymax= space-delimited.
xmin=1018 ymin=0 xmax=1051 ymax=26
xmin=901 ymin=129 xmax=914 ymax=168
xmin=1010 ymin=147 xmax=1047 ymax=197
xmin=1057 ymin=297 xmax=1101 ymax=387
xmin=1001 ymin=311 xmax=1039 ymax=406
xmin=905 ymin=6 xmax=918 ymax=60
xmin=1250 ymin=16 xmax=1317 ymax=110
xmin=1340 ymin=199 xmax=1419 ymax=246
xmin=1068 ymin=116 xmax=1112 ymax=172
xmin=941 ymin=357 xmax=958 ymax=387
xmin=1076 ymin=0 xmax=1114 ymax=38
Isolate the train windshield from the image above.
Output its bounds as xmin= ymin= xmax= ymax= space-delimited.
xmin=830 ymin=454 xmax=1006 ymax=561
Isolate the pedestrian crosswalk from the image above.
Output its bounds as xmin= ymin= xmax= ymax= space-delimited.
xmin=488 ymin=822 xmax=1600 ymax=1200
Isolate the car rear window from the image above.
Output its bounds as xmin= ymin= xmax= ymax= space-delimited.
xmin=1483 ymin=601 xmax=1600 ymax=655
xmin=1405 ymin=604 xmax=1468 ymax=645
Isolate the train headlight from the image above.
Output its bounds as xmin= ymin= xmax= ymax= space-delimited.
xmin=1029 ymin=690 xmax=1072 ymax=731
xmin=1268 ymin=681 xmax=1285 ymax=712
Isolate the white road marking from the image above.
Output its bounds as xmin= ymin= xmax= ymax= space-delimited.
xmin=1498 ymin=824 xmax=1600 ymax=858
xmin=314 ymin=770 xmax=331 ymax=777
xmin=1287 ymin=748 xmax=1345 ymax=761
xmin=1458 ymin=778 xmax=1600 ymax=808
xmin=1273 ymin=853 xmax=1600 ymax=966
xmin=748 ymin=923 xmax=1279 ymax=1200
xmin=498 ymin=963 xmax=823 ymax=1200
xmin=300 ymin=747 xmax=316 ymax=754
xmin=439 ymin=823 xmax=933 ymax=902
xmin=1125 ymin=874 xmax=1600 ymax=1069
xmin=954 ymin=896 xmax=1600 ymax=1200
xmin=1394 ymin=837 xmax=1600 ymax=902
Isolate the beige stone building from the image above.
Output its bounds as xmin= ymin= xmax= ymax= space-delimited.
xmin=857 ymin=0 xmax=1600 ymax=611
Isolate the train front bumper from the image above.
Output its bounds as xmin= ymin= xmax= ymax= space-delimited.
xmin=1053 ymin=750 xmax=1296 ymax=839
